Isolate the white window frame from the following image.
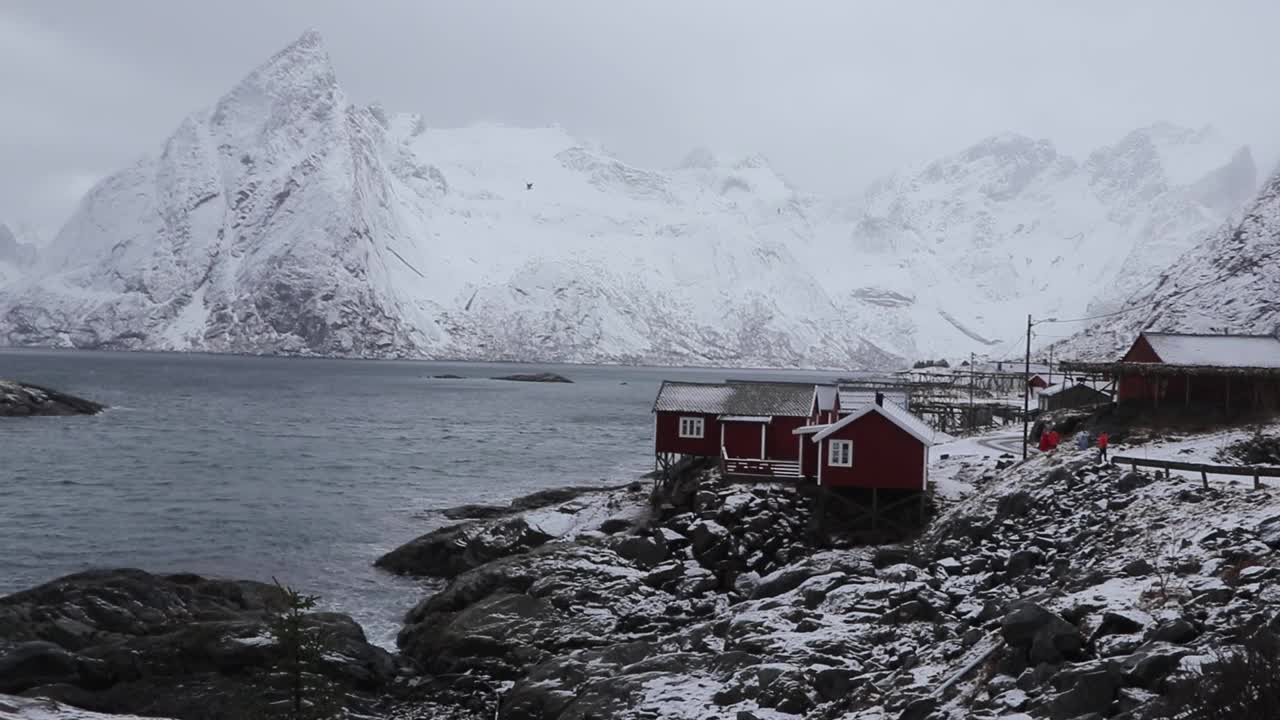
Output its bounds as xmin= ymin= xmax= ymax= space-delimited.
xmin=828 ymin=439 xmax=853 ymax=467
xmin=678 ymin=416 xmax=705 ymax=439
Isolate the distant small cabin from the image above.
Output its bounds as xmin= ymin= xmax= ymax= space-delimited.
xmin=1038 ymin=382 xmax=1110 ymax=412
xmin=1027 ymin=374 xmax=1049 ymax=390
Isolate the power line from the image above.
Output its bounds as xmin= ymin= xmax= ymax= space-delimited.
xmin=1035 ymin=273 xmax=1224 ymax=325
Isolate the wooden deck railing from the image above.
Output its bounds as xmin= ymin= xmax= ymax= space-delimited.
xmin=1111 ymin=455 xmax=1280 ymax=490
xmin=720 ymin=448 xmax=803 ymax=480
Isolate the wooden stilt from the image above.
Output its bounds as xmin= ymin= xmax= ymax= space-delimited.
xmin=871 ymin=489 xmax=879 ymax=532
xmin=1201 ymin=470 xmax=1208 ymax=490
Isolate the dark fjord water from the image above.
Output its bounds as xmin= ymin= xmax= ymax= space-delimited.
xmin=1 ymin=349 xmax=833 ymax=646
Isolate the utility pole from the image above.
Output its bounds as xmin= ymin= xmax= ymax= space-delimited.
xmin=968 ymin=352 xmax=976 ymax=431
xmin=1022 ymin=314 xmax=1032 ymax=460
xmin=1047 ymin=345 xmax=1054 ymax=386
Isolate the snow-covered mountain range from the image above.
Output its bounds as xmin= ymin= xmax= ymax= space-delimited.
xmin=1064 ymin=165 xmax=1280 ymax=359
xmin=0 ymin=31 xmax=1260 ymax=367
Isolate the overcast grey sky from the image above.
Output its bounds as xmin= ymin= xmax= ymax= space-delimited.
xmin=3 ymin=1 xmax=1280 ymax=239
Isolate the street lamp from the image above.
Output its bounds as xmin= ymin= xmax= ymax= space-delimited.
xmin=1022 ymin=315 xmax=1057 ymax=459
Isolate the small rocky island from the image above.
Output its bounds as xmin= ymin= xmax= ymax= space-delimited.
xmin=0 ymin=380 xmax=104 ymax=417
xmin=490 ymin=372 xmax=573 ymax=383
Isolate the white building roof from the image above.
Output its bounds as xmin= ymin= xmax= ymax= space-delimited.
xmin=813 ymin=385 xmax=839 ymax=412
xmin=1142 ymin=332 xmax=1280 ymax=369
xmin=838 ymin=388 xmax=909 ymax=411
xmin=652 ymin=381 xmax=815 ymax=416
xmin=809 ymin=401 xmax=940 ymax=446
xmin=1039 ymin=382 xmax=1108 ymax=398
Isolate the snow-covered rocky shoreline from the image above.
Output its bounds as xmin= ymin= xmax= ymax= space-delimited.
xmin=3 ymin=426 xmax=1279 ymax=719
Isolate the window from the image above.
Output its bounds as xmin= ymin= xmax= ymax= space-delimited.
xmin=829 ymin=439 xmax=853 ymax=467
xmin=678 ymin=416 xmax=705 ymax=439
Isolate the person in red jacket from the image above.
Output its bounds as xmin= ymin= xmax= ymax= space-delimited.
xmin=1048 ymin=430 xmax=1060 ymax=452
xmin=1038 ymin=429 xmax=1051 ymax=452
xmin=1098 ymin=431 xmax=1109 ymax=461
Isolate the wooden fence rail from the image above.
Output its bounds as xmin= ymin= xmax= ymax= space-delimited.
xmin=1110 ymin=455 xmax=1280 ymax=490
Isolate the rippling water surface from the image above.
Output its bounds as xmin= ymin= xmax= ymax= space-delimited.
xmin=0 ymin=349 xmax=830 ymax=646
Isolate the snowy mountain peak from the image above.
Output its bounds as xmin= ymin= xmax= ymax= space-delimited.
xmin=1065 ymin=165 xmax=1280 ymax=359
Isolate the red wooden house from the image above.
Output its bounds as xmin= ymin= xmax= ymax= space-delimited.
xmin=793 ymin=393 xmax=936 ymax=489
xmin=1109 ymin=332 xmax=1280 ymax=412
xmin=654 ymin=381 xmax=939 ymax=485
xmin=653 ymin=381 xmax=834 ymax=479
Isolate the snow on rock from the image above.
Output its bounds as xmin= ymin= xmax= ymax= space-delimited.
xmin=0 ymin=32 xmax=1255 ymax=366
xmin=0 ymin=694 xmax=173 ymax=720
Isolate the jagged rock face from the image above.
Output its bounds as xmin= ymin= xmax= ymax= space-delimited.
xmin=0 ymin=31 xmax=424 ymax=357
xmin=1067 ymin=166 xmax=1280 ymax=359
xmin=0 ymin=224 xmax=37 ymax=287
xmin=0 ymin=31 xmax=1255 ymax=365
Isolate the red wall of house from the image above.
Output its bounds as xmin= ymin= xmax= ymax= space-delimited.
xmin=1118 ymin=335 xmax=1162 ymax=401
xmin=722 ymin=422 xmax=765 ymax=458
xmin=800 ymin=436 xmax=818 ymax=477
xmin=1121 ymin=335 xmax=1161 ymax=362
xmin=819 ymin=411 xmax=925 ymax=490
xmin=767 ymin=416 xmax=808 ymax=460
xmin=654 ymin=412 xmax=720 ymax=457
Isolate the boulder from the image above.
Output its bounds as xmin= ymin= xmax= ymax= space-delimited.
xmin=613 ymin=535 xmax=668 ymax=568
xmin=1001 ymin=601 xmax=1085 ymax=665
xmin=0 ymin=569 xmax=392 ymax=719
xmin=1257 ymin=514 xmax=1280 ymax=550
xmin=1116 ymin=471 xmax=1151 ymax=493
xmin=1046 ymin=667 xmax=1121 ymax=720
xmin=375 ymin=516 xmax=554 ymax=577
xmin=1147 ymin=618 xmax=1198 ymax=645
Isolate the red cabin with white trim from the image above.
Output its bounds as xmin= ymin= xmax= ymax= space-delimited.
xmin=794 ymin=394 xmax=935 ymax=490
xmin=653 ymin=381 xmax=822 ymax=479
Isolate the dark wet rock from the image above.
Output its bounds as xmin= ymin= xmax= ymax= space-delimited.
xmin=491 ymin=372 xmax=573 ymax=383
xmin=376 ymin=516 xmax=554 ymax=578
xmin=1148 ymin=618 xmax=1198 ymax=645
xmin=1120 ymin=643 xmax=1192 ymax=689
xmin=432 ymin=373 xmax=467 ymax=379
xmin=398 ymin=544 xmax=664 ymax=679
xmin=1258 ymin=514 xmax=1280 ymax=549
xmin=0 ymin=380 xmax=104 ymax=417
xmin=1046 ymin=667 xmax=1121 ymax=720
xmin=0 ymin=569 xmax=392 ymax=719
xmin=441 ymin=504 xmax=510 ymax=520
xmin=613 ymin=535 xmax=668 ymax=568
xmin=1093 ymin=610 xmax=1149 ymax=639
xmin=1116 ymin=471 xmax=1151 ymax=493
xmin=439 ymin=484 xmax=622 ymax=520
xmin=1001 ymin=601 xmax=1086 ymax=665
xmin=1122 ymin=558 xmax=1155 ymax=576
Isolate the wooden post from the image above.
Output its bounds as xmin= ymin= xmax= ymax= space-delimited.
xmin=872 ymin=488 xmax=879 ymax=531
xmin=1254 ymin=473 xmax=1261 ymax=491
xmin=1201 ymin=470 xmax=1208 ymax=490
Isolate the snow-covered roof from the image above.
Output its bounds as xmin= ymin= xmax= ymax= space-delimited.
xmin=652 ymin=381 xmax=815 ymax=417
xmin=814 ymin=384 xmax=838 ymax=412
xmin=838 ymin=388 xmax=909 ymax=412
xmin=1038 ymin=382 xmax=1108 ymax=398
xmin=1142 ymin=332 xmax=1280 ymax=368
xmin=811 ymin=401 xmax=938 ymax=445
